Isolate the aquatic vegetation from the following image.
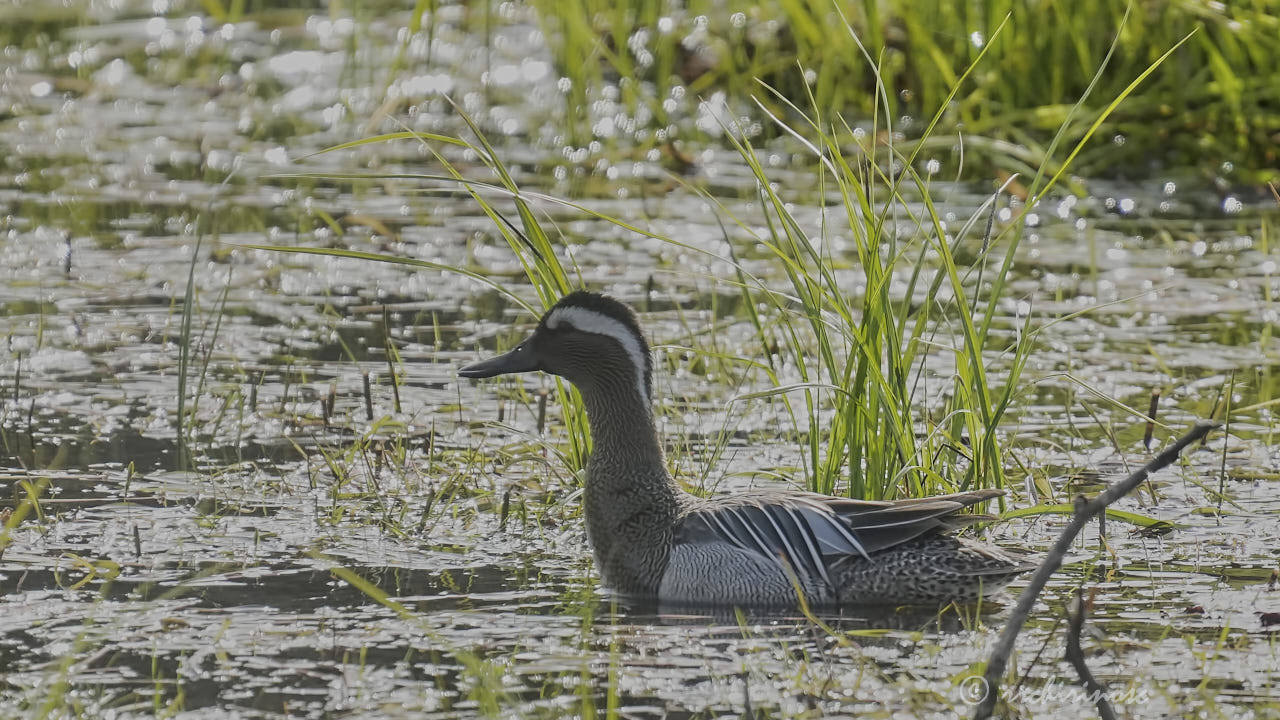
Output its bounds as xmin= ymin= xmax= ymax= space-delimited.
xmin=532 ymin=0 xmax=1280 ymax=181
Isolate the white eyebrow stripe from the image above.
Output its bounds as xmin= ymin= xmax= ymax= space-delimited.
xmin=545 ymin=306 xmax=650 ymax=404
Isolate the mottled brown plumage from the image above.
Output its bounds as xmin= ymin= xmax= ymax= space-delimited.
xmin=460 ymin=291 xmax=1034 ymax=608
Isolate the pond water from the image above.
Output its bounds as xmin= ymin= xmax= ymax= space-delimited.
xmin=2 ymin=2 xmax=1278 ymax=719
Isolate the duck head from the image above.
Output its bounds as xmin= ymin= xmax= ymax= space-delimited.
xmin=459 ymin=290 xmax=653 ymax=405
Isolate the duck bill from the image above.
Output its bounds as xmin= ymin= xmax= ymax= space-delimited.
xmin=458 ymin=341 xmax=539 ymax=378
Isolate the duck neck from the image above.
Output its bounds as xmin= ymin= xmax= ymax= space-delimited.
xmin=579 ymin=383 xmax=673 ymax=493
xmin=577 ymin=379 xmax=682 ymax=572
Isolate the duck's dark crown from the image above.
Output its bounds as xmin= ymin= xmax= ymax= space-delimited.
xmin=541 ymin=290 xmax=653 ymax=400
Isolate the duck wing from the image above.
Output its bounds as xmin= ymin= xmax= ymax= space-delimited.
xmin=676 ymin=489 xmax=1004 ymax=586
xmin=806 ymin=488 xmax=1004 ymax=555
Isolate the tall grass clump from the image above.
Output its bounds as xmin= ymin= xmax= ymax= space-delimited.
xmin=692 ymin=13 xmax=1190 ymax=500
xmin=711 ymin=138 xmax=1018 ymax=500
xmin=695 ymin=22 xmax=1025 ymax=500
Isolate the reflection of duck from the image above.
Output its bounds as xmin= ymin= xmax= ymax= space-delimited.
xmin=461 ymin=291 xmax=1033 ymax=607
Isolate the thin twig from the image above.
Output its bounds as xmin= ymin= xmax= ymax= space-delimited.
xmin=973 ymin=420 xmax=1217 ymax=720
xmin=1217 ymin=372 xmax=1234 ymax=512
xmin=362 ymin=371 xmax=374 ymax=421
xmin=1064 ymin=587 xmax=1115 ymax=720
xmin=1142 ymin=389 xmax=1160 ymax=450
xmin=382 ymin=305 xmax=403 ymax=414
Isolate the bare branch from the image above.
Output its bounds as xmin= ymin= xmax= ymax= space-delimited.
xmin=972 ymin=420 xmax=1217 ymax=720
xmin=1065 ymin=588 xmax=1115 ymax=720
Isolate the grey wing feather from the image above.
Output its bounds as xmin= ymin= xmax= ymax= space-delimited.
xmin=678 ymin=495 xmax=881 ymax=588
xmin=803 ymin=488 xmax=1003 ymax=554
xmin=784 ymin=501 xmax=872 ymax=560
xmin=678 ymin=489 xmax=1003 ymax=576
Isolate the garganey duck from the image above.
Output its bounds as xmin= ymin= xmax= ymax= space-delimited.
xmin=460 ymin=291 xmax=1033 ymax=608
